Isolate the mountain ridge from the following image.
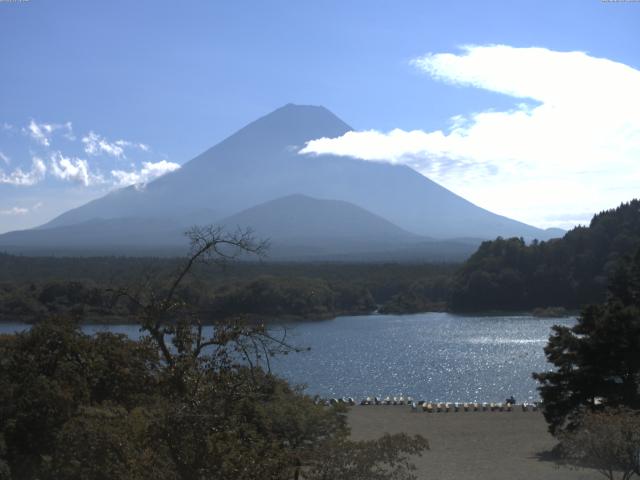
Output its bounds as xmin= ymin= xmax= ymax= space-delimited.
xmin=0 ymin=104 xmax=564 ymax=257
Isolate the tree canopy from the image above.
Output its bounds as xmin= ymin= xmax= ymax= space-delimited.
xmin=451 ymin=200 xmax=640 ymax=312
xmin=533 ymin=248 xmax=640 ymax=434
xmin=557 ymin=408 xmax=640 ymax=480
xmin=0 ymin=226 xmax=428 ymax=480
xmin=0 ymin=254 xmax=455 ymax=322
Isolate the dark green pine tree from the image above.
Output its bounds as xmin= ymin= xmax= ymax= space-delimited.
xmin=533 ymin=249 xmax=640 ymax=435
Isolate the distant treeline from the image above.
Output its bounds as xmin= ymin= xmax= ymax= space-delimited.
xmin=3 ymin=200 xmax=640 ymax=320
xmin=450 ymin=200 xmax=640 ymax=312
xmin=0 ymin=257 xmax=455 ymax=321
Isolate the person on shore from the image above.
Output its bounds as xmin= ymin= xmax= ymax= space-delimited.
xmin=506 ymin=395 xmax=516 ymax=405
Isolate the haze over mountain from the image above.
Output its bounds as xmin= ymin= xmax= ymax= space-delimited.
xmin=220 ymin=194 xmax=417 ymax=242
xmin=218 ymin=194 xmax=425 ymax=259
xmin=0 ymin=104 xmax=563 ymax=258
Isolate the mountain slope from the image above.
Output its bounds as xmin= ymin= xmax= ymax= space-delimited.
xmin=216 ymin=194 xmax=425 ymax=258
xmin=219 ymin=194 xmax=418 ymax=242
xmin=0 ymin=195 xmax=480 ymax=261
xmin=2 ymin=104 xmax=561 ymax=255
xmin=0 ymin=218 xmax=187 ymax=255
xmin=42 ymin=104 xmax=353 ymax=229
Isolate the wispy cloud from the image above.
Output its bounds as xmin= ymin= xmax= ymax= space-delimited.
xmin=50 ymin=151 xmax=104 ymax=186
xmin=0 ymin=157 xmax=47 ymax=186
xmin=24 ymin=120 xmax=73 ymax=147
xmin=300 ymin=45 xmax=640 ymax=228
xmin=0 ymin=206 xmax=29 ymax=216
xmin=82 ymin=131 xmax=149 ymax=158
xmin=111 ymin=160 xmax=180 ymax=187
xmin=0 ymin=202 xmax=43 ymax=217
xmin=63 ymin=123 xmax=76 ymax=141
xmin=82 ymin=131 xmax=125 ymax=158
xmin=3 ymin=120 xmax=166 ymax=197
xmin=115 ymin=139 xmax=150 ymax=152
xmin=26 ymin=120 xmax=51 ymax=146
xmin=0 ymin=146 xmax=173 ymax=190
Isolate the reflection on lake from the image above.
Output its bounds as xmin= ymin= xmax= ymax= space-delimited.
xmin=0 ymin=313 xmax=573 ymax=402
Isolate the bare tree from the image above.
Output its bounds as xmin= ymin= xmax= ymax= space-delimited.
xmin=109 ymin=226 xmax=299 ymax=381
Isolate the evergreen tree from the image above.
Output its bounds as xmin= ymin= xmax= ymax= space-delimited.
xmin=451 ymin=200 xmax=640 ymax=312
xmin=533 ymin=249 xmax=640 ymax=434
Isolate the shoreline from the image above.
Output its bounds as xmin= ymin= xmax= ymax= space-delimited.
xmin=0 ymin=308 xmax=578 ymax=325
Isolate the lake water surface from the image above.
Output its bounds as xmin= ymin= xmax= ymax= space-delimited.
xmin=0 ymin=313 xmax=573 ymax=402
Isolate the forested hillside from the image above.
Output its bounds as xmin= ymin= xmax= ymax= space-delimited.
xmin=4 ymin=200 xmax=639 ymax=319
xmin=0 ymin=256 xmax=454 ymax=321
xmin=450 ymin=200 xmax=640 ymax=311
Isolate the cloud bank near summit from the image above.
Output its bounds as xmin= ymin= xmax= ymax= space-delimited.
xmin=300 ymin=45 xmax=640 ymax=229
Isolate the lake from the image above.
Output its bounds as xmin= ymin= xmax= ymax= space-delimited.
xmin=0 ymin=313 xmax=573 ymax=402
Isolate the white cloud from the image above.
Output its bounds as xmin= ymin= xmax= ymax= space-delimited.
xmin=50 ymin=151 xmax=103 ymax=186
xmin=82 ymin=131 xmax=150 ymax=158
xmin=0 ymin=201 xmax=43 ymax=217
xmin=26 ymin=120 xmax=51 ymax=146
xmin=111 ymin=160 xmax=180 ymax=187
xmin=300 ymin=45 xmax=640 ymax=229
xmin=82 ymin=131 xmax=125 ymax=158
xmin=0 ymin=151 xmax=9 ymax=165
xmin=2 ymin=123 xmax=13 ymax=132
xmin=0 ymin=144 xmax=170 ymax=189
xmin=25 ymin=120 xmax=74 ymax=147
xmin=0 ymin=206 xmax=29 ymax=216
xmin=114 ymin=139 xmax=150 ymax=151
xmin=0 ymin=157 xmax=47 ymax=186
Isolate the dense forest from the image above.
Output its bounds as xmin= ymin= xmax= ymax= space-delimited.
xmin=0 ymin=255 xmax=455 ymax=322
xmin=3 ymin=200 xmax=640 ymax=321
xmin=450 ymin=200 xmax=640 ymax=312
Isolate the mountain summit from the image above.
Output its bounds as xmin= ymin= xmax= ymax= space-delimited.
xmin=0 ymin=104 xmax=561 ymax=257
xmin=42 ymin=104 xmax=352 ymax=229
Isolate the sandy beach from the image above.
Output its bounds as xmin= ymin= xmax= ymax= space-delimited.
xmin=348 ymin=406 xmax=601 ymax=480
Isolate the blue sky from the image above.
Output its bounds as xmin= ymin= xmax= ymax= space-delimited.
xmin=1 ymin=0 xmax=639 ymax=233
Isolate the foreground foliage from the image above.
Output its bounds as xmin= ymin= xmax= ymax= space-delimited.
xmin=558 ymin=409 xmax=640 ymax=480
xmin=304 ymin=433 xmax=429 ymax=480
xmin=0 ymin=227 xmax=428 ymax=480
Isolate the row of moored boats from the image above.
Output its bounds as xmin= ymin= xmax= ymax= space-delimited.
xmin=316 ymin=397 xmax=541 ymax=412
